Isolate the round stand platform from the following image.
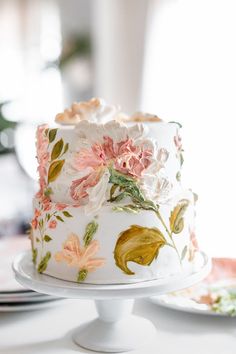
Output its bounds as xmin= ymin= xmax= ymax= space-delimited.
xmin=13 ymin=251 xmax=211 ymax=353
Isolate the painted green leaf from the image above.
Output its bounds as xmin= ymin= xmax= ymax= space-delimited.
xmin=180 ymin=152 xmax=184 ymax=167
xmin=83 ymin=221 xmax=98 ymax=246
xmin=44 ymin=187 xmax=53 ymax=197
xmin=38 ymin=219 xmax=44 ymax=229
xmin=109 ymin=167 xmax=146 ymax=204
xmin=169 ymin=199 xmax=189 ymax=234
xmin=114 ymin=225 xmax=166 ymax=275
xmin=176 ymin=171 xmax=181 ymax=181
xmin=36 ymin=237 xmax=40 ymax=243
xmin=62 ymin=211 xmax=73 ymax=218
xmin=48 ymin=128 xmax=57 ymax=143
xmin=63 ymin=142 xmax=69 ymax=155
xmin=37 ymin=252 xmax=51 ymax=273
xmin=32 ymin=248 xmax=38 ymax=265
xmin=51 ymin=138 xmax=64 ymax=160
xmin=48 ymin=159 xmax=65 ymax=183
xmin=44 ymin=235 xmax=52 ymax=242
xmin=168 ymin=121 xmax=182 ymax=128
xmin=56 ymin=215 xmax=64 ymax=222
xmin=77 ymin=269 xmax=88 ymax=282
xmin=112 ymin=205 xmax=140 ymax=214
xmin=181 ymin=245 xmax=188 ymax=261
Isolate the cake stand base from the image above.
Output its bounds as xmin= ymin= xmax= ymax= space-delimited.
xmin=73 ymin=299 xmax=156 ymax=352
xmin=13 ymin=251 xmax=211 ymax=353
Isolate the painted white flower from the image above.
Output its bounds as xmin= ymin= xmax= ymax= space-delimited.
xmin=84 ymin=169 xmax=110 ymax=215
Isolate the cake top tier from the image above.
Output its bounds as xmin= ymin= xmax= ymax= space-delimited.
xmin=36 ymin=98 xmax=184 ymax=215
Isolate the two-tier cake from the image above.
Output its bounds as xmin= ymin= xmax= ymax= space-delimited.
xmin=30 ymin=98 xmax=199 ymax=284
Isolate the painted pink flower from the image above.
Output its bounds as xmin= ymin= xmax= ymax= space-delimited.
xmin=70 ymin=169 xmax=102 ymax=202
xmin=43 ymin=203 xmax=51 ymax=211
xmin=34 ymin=209 xmax=41 ymax=217
xmin=31 ymin=217 xmax=38 ymax=230
xmin=36 ymin=125 xmax=49 ymax=192
xmin=49 ymin=220 xmax=57 ymax=229
xmin=54 ymin=233 xmax=105 ymax=272
xmin=73 ymin=144 xmax=106 ymax=171
xmin=174 ymin=133 xmax=182 ymax=151
xmin=115 ymin=148 xmax=152 ymax=178
xmin=55 ymin=203 xmax=68 ymax=211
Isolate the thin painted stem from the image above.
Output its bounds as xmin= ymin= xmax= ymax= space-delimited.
xmin=155 ymin=210 xmax=182 ymax=265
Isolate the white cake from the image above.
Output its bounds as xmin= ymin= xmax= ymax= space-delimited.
xmin=30 ymin=98 xmax=199 ymax=284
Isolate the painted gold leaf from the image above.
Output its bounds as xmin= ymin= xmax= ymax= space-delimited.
xmin=114 ymin=225 xmax=166 ymax=275
xmin=51 ymin=138 xmax=64 ymax=160
xmin=48 ymin=160 xmax=65 ymax=183
xmin=169 ymin=199 xmax=189 ymax=234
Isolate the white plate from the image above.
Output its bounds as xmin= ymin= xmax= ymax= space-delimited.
xmin=0 ymin=294 xmax=60 ymax=303
xmin=0 ymin=298 xmax=67 ymax=312
xmin=149 ymin=294 xmax=223 ymax=316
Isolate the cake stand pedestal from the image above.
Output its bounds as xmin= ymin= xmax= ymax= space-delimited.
xmin=13 ymin=251 xmax=211 ymax=353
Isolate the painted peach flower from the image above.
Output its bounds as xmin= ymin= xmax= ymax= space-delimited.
xmin=49 ymin=220 xmax=57 ymax=229
xmin=188 ymin=228 xmax=199 ymax=261
xmin=55 ymin=233 xmax=105 ymax=272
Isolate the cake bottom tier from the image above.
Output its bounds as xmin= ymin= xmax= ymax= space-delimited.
xmin=31 ymin=191 xmax=198 ymax=284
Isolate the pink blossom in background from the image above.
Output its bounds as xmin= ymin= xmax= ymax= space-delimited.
xmin=70 ymin=169 xmax=102 ymax=201
xmin=55 ymin=233 xmax=105 ymax=272
xmin=49 ymin=220 xmax=57 ymax=229
xmin=55 ymin=203 xmax=68 ymax=210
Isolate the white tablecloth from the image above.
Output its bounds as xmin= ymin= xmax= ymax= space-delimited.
xmin=0 ymin=299 xmax=236 ymax=354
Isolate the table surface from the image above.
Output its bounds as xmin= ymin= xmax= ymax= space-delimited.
xmin=0 ymin=298 xmax=236 ymax=354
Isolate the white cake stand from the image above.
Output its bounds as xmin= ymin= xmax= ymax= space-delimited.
xmin=13 ymin=251 xmax=211 ymax=353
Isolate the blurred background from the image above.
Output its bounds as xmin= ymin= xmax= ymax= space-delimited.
xmin=0 ymin=0 xmax=236 ymax=258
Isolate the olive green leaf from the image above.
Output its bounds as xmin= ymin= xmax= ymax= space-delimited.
xmin=56 ymin=215 xmax=64 ymax=222
xmin=48 ymin=128 xmax=57 ymax=143
xmin=77 ymin=269 xmax=88 ymax=282
xmin=37 ymin=252 xmax=51 ymax=273
xmin=62 ymin=211 xmax=73 ymax=218
xmin=169 ymin=199 xmax=189 ymax=234
xmin=83 ymin=221 xmax=98 ymax=246
xmin=63 ymin=142 xmax=69 ymax=155
xmin=44 ymin=187 xmax=53 ymax=197
xmin=36 ymin=237 xmax=40 ymax=243
xmin=48 ymin=159 xmax=65 ymax=183
xmin=112 ymin=205 xmax=140 ymax=214
xmin=51 ymin=138 xmax=64 ymax=160
xmin=32 ymin=248 xmax=38 ymax=265
xmin=181 ymin=245 xmax=188 ymax=261
xmin=176 ymin=171 xmax=181 ymax=181
xmin=114 ymin=225 xmax=166 ymax=275
xmin=44 ymin=235 xmax=52 ymax=242
xmin=180 ymin=152 xmax=184 ymax=166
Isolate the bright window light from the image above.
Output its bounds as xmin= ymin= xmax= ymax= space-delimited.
xmin=142 ymin=0 xmax=236 ymax=257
